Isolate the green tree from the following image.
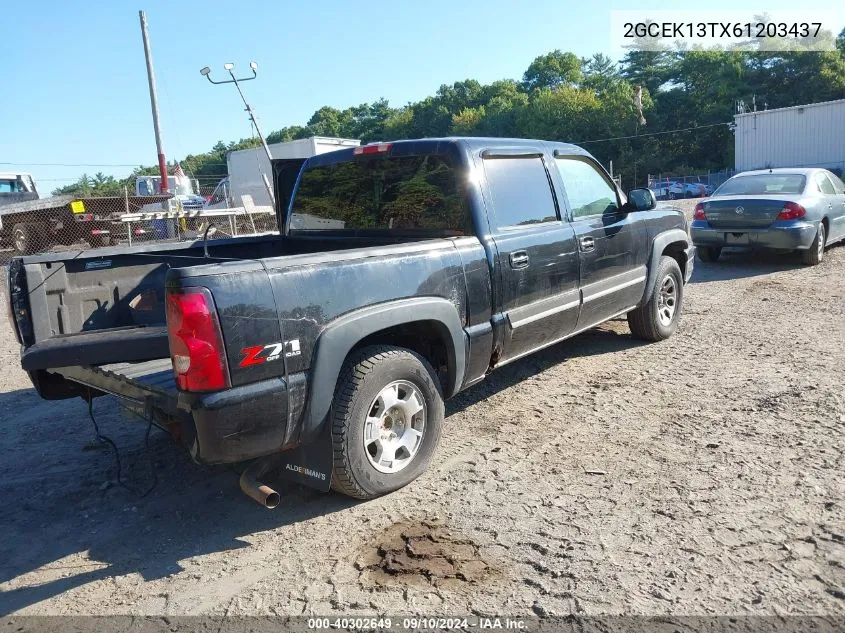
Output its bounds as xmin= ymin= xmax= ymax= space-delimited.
xmin=522 ymin=50 xmax=583 ymax=90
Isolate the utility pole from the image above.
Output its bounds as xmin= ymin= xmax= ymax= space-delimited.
xmin=139 ymin=10 xmax=169 ymax=193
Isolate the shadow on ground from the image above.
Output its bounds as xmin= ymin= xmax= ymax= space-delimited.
xmin=691 ymin=243 xmax=844 ymax=284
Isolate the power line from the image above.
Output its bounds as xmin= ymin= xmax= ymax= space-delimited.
xmin=575 ymin=121 xmax=732 ymax=144
xmin=9 ymin=121 xmax=733 ymax=171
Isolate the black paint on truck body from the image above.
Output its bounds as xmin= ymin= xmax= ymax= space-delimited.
xmin=6 ymin=138 xmax=692 ymax=486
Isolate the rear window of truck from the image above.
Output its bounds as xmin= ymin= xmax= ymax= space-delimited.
xmin=289 ymin=154 xmax=469 ymax=234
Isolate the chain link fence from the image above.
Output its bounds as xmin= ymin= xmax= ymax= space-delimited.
xmin=0 ymin=192 xmax=279 ymax=262
xmin=647 ymin=168 xmax=738 ymax=200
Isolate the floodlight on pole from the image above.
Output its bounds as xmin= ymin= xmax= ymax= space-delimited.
xmin=200 ymin=61 xmax=274 ymax=202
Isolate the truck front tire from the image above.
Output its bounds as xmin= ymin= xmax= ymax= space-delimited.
xmin=628 ymin=256 xmax=684 ymax=342
xmin=330 ymin=345 xmax=444 ymax=500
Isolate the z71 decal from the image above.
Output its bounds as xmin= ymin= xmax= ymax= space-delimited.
xmin=239 ymin=339 xmax=301 ymax=367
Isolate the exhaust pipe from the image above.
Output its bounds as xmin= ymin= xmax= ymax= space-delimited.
xmin=239 ymin=458 xmax=281 ymax=509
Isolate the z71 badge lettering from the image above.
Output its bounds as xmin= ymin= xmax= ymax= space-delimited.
xmin=239 ymin=340 xmax=300 ymax=367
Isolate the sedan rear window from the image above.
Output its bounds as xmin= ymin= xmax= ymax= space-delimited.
xmin=715 ymin=174 xmax=806 ymax=196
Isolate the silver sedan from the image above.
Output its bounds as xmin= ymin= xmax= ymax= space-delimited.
xmin=690 ymin=168 xmax=845 ymax=266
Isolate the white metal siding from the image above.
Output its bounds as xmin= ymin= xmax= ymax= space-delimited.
xmin=226 ymin=137 xmax=360 ymax=207
xmin=735 ymin=99 xmax=845 ymax=172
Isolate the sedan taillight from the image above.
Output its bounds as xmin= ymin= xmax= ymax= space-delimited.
xmin=776 ymin=202 xmax=806 ymax=220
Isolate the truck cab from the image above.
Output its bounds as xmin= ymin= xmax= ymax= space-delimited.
xmin=0 ymin=173 xmax=39 ymax=207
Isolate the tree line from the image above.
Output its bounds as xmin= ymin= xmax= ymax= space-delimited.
xmin=54 ymin=29 xmax=845 ymax=196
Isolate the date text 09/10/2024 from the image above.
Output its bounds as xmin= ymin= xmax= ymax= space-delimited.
xmin=306 ymin=617 xmax=527 ymax=630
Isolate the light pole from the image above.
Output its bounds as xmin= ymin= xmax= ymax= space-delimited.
xmin=201 ymin=62 xmax=274 ymax=202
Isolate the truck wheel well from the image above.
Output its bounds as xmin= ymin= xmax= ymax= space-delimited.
xmin=822 ymin=217 xmax=829 ymax=235
xmin=661 ymin=241 xmax=687 ymax=279
xmin=351 ymin=321 xmax=453 ymax=395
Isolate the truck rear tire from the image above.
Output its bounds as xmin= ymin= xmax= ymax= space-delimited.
xmin=12 ymin=223 xmax=40 ymax=255
xmin=330 ymin=345 xmax=444 ymax=500
xmin=627 ymin=256 xmax=684 ymax=342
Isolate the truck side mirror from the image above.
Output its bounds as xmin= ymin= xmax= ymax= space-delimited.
xmin=626 ymin=188 xmax=656 ymax=211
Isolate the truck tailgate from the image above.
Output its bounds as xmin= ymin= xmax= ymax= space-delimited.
xmin=21 ymin=325 xmax=169 ymax=371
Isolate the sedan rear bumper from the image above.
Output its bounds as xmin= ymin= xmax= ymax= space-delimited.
xmin=690 ymin=220 xmax=818 ymax=250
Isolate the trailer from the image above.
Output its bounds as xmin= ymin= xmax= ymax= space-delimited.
xmin=0 ymin=193 xmax=171 ymax=254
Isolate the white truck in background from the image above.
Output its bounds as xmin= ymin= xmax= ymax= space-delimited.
xmin=135 ymin=174 xmax=205 ymax=210
xmin=206 ymin=136 xmax=360 ymax=209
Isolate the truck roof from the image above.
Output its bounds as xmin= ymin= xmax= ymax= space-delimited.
xmin=303 ymin=137 xmax=592 ymax=168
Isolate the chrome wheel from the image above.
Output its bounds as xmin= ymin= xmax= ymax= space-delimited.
xmin=363 ymin=380 xmax=426 ymax=474
xmin=657 ymin=275 xmax=677 ymax=326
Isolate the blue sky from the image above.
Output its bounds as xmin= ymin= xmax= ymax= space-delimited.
xmin=0 ymin=0 xmax=830 ymax=190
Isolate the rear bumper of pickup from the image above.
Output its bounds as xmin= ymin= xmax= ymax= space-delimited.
xmin=179 ymin=378 xmax=292 ymax=464
xmin=45 ymin=361 xmax=296 ymax=465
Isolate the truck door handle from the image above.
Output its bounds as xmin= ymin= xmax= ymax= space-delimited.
xmin=579 ymin=237 xmax=595 ymax=252
xmin=509 ymin=251 xmax=529 ymax=269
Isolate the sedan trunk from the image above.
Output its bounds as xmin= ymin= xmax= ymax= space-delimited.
xmin=702 ymin=196 xmax=789 ymax=229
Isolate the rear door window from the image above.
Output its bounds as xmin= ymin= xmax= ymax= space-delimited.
xmin=828 ymin=173 xmax=845 ymax=195
xmin=482 ymin=156 xmax=558 ymax=228
xmin=816 ymin=172 xmax=837 ymax=195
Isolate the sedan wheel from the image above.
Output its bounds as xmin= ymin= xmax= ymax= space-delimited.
xmin=801 ymin=224 xmax=825 ymax=266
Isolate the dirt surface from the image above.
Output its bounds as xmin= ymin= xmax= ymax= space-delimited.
xmin=1 ymin=214 xmax=843 ymax=616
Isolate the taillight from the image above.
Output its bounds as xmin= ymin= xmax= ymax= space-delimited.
xmin=165 ymin=287 xmax=230 ymax=392
xmin=693 ymin=203 xmax=707 ymax=220
xmin=776 ymin=202 xmax=806 ymax=220
xmin=353 ymin=143 xmax=392 ymax=155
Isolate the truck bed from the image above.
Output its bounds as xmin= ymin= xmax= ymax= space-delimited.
xmin=11 ymin=232 xmax=432 ymax=383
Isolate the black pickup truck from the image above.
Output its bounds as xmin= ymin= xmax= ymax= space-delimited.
xmin=6 ymin=138 xmax=693 ymax=506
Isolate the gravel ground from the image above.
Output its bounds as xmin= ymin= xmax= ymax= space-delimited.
xmin=1 ymin=208 xmax=843 ymax=616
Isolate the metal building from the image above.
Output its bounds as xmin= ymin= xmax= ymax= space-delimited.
xmin=734 ymin=98 xmax=845 ymax=173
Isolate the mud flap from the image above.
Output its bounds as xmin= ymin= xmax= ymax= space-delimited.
xmin=274 ymin=419 xmax=333 ymax=492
